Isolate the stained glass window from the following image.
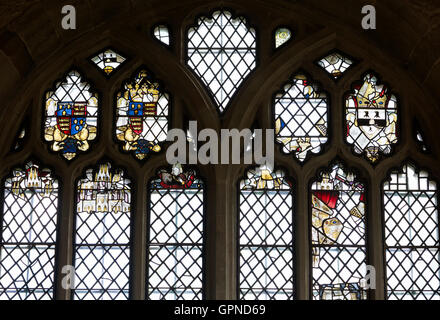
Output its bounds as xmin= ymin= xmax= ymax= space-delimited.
xmin=43 ymin=70 xmax=98 ymax=160
xmin=147 ymin=163 xmax=204 ymax=300
xmin=154 ymin=25 xmax=170 ymax=46
xmin=346 ymin=73 xmax=398 ymax=163
xmin=72 ymin=162 xmax=131 ymax=300
xmin=317 ymin=51 xmax=354 ymax=79
xmin=115 ymin=69 xmax=169 ymax=160
xmin=274 ymin=28 xmax=291 ymax=48
xmin=384 ymin=163 xmax=439 ymax=300
xmin=0 ymin=161 xmax=59 ymax=300
xmin=311 ymin=162 xmax=367 ymax=300
xmin=274 ymin=74 xmax=328 ymax=162
xmin=414 ymin=122 xmax=429 ymax=153
xmin=12 ymin=120 xmax=27 ymax=152
xmin=239 ymin=165 xmax=295 ymax=300
xmin=91 ymin=49 xmax=127 ymax=76
xmin=187 ymin=10 xmax=257 ymax=113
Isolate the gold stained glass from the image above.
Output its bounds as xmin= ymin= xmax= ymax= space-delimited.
xmin=115 ymin=69 xmax=169 ymax=160
xmin=311 ymin=162 xmax=367 ymax=300
xmin=345 ymin=73 xmax=398 ymax=163
xmin=317 ymin=52 xmax=354 ymax=79
xmin=275 ymin=28 xmax=292 ymax=48
xmin=91 ymin=49 xmax=126 ymax=76
xmin=43 ymin=70 xmax=98 ymax=160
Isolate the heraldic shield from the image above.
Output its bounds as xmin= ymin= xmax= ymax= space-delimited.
xmin=127 ymin=101 xmax=157 ymax=135
xmin=56 ymin=102 xmax=87 ymax=135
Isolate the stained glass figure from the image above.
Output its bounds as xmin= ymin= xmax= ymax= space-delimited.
xmin=147 ymin=163 xmax=204 ymax=300
xmin=115 ymin=69 xmax=169 ymax=160
xmin=384 ymin=163 xmax=439 ymax=300
xmin=345 ymin=73 xmax=398 ymax=163
xmin=239 ymin=165 xmax=294 ymax=300
xmin=311 ymin=162 xmax=367 ymax=300
xmin=0 ymin=161 xmax=58 ymax=300
xmin=73 ymin=162 xmax=131 ymax=300
xmin=43 ymin=70 xmax=98 ymax=160
xmin=275 ymin=28 xmax=291 ymax=48
xmin=274 ymin=74 xmax=328 ymax=162
xmin=91 ymin=49 xmax=126 ymax=76
xmin=187 ymin=10 xmax=257 ymax=113
xmin=317 ymin=52 xmax=354 ymax=79
xmin=153 ymin=25 xmax=170 ymax=46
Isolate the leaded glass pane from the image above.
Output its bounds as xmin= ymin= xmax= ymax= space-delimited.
xmin=317 ymin=51 xmax=354 ymax=79
xmin=275 ymin=28 xmax=291 ymax=48
xmin=0 ymin=162 xmax=59 ymax=300
xmin=115 ymin=69 xmax=169 ymax=160
xmin=274 ymin=74 xmax=328 ymax=162
xmin=187 ymin=10 xmax=257 ymax=113
xmin=311 ymin=162 xmax=367 ymax=300
xmin=91 ymin=49 xmax=126 ymax=76
xmin=239 ymin=165 xmax=295 ymax=300
xmin=154 ymin=25 xmax=170 ymax=46
xmin=345 ymin=73 xmax=398 ymax=163
xmin=384 ymin=163 xmax=440 ymax=300
xmin=147 ymin=164 xmax=204 ymax=300
xmin=43 ymin=70 xmax=98 ymax=160
xmin=73 ymin=162 xmax=131 ymax=300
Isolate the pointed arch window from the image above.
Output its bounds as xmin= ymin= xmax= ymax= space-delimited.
xmin=147 ymin=164 xmax=205 ymax=300
xmin=311 ymin=162 xmax=367 ymax=300
xmin=239 ymin=165 xmax=295 ymax=300
xmin=115 ymin=69 xmax=170 ymax=160
xmin=43 ymin=70 xmax=98 ymax=160
xmin=187 ymin=10 xmax=257 ymax=113
xmin=345 ymin=73 xmax=398 ymax=163
xmin=72 ymin=162 xmax=132 ymax=300
xmin=384 ymin=163 xmax=440 ymax=300
xmin=274 ymin=73 xmax=329 ymax=162
xmin=0 ymin=161 xmax=59 ymax=300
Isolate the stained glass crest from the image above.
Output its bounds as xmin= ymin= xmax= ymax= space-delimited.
xmin=317 ymin=51 xmax=354 ymax=79
xmin=345 ymin=73 xmax=398 ymax=163
xmin=240 ymin=165 xmax=292 ymax=190
xmin=275 ymin=28 xmax=292 ymax=48
xmin=274 ymin=74 xmax=329 ymax=162
xmin=73 ymin=162 xmax=131 ymax=300
xmin=115 ymin=69 xmax=169 ymax=160
xmin=147 ymin=163 xmax=204 ymax=299
xmin=44 ymin=70 xmax=98 ymax=160
xmin=187 ymin=10 xmax=257 ymax=113
xmin=91 ymin=49 xmax=126 ymax=76
xmin=311 ymin=162 xmax=367 ymax=300
xmin=1 ymin=161 xmax=58 ymax=300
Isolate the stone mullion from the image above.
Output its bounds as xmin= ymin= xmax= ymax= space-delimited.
xmin=54 ymin=170 xmax=75 ymax=300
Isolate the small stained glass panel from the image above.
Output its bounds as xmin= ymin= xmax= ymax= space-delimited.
xmin=0 ymin=162 xmax=59 ymax=300
xmin=239 ymin=165 xmax=295 ymax=300
xmin=43 ymin=70 xmax=98 ymax=160
xmin=384 ymin=163 xmax=440 ymax=300
xmin=91 ymin=49 xmax=126 ymax=76
xmin=345 ymin=73 xmax=398 ymax=163
xmin=187 ymin=10 xmax=257 ymax=113
xmin=147 ymin=164 xmax=204 ymax=300
xmin=317 ymin=52 xmax=354 ymax=79
xmin=115 ymin=69 xmax=169 ymax=160
xmin=274 ymin=74 xmax=329 ymax=162
xmin=73 ymin=162 xmax=131 ymax=300
xmin=311 ymin=162 xmax=367 ymax=300
xmin=154 ymin=25 xmax=170 ymax=46
xmin=275 ymin=28 xmax=292 ymax=48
